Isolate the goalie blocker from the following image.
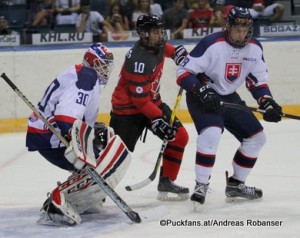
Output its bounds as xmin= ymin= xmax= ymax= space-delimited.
xmin=38 ymin=120 xmax=132 ymax=226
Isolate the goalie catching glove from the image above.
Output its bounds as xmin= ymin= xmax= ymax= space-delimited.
xmin=191 ymin=83 xmax=220 ymax=112
xmin=93 ymin=122 xmax=115 ymax=150
xmin=151 ymin=115 xmax=176 ymax=141
xmin=259 ymin=96 xmax=282 ymax=122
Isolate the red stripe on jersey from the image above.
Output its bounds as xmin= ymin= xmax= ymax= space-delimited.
xmin=55 ymin=115 xmax=77 ymax=124
xmin=177 ymin=71 xmax=191 ymax=85
xmin=27 ymin=126 xmax=49 ymax=134
xmin=216 ymin=37 xmax=226 ymax=43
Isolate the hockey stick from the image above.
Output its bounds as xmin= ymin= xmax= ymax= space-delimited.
xmin=221 ymin=101 xmax=300 ymax=120
xmin=125 ymin=87 xmax=184 ymax=191
xmin=1 ymin=73 xmax=141 ymax=223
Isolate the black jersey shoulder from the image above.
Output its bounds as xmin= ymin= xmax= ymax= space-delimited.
xmin=124 ymin=41 xmax=165 ymax=75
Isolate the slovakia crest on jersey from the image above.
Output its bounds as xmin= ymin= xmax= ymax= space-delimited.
xmin=225 ymin=63 xmax=241 ymax=83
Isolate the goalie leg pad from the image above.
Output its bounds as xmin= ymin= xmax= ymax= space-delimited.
xmin=95 ymin=135 xmax=132 ymax=187
xmin=48 ymin=135 xmax=131 ymax=215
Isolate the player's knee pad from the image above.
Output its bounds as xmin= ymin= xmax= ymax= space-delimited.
xmin=239 ymin=130 xmax=266 ymax=158
xmin=197 ymin=127 xmax=222 ymax=154
xmin=172 ymin=126 xmax=189 ymax=147
xmin=52 ymin=135 xmax=131 ymax=214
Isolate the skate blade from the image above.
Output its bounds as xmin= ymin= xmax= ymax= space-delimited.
xmin=192 ymin=201 xmax=203 ymax=212
xmin=190 ymin=198 xmax=205 ymax=212
xmin=157 ymin=192 xmax=189 ymax=201
xmin=37 ymin=212 xmax=76 ymax=227
xmin=225 ymin=196 xmax=263 ymax=204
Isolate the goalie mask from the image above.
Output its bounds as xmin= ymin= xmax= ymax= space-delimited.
xmin=83 ymin=43 xmax=114 ymax=85
xmin=136 ymin=15 xmax=167 ymax=50
xmin=225 ymin=7 xmax=253 ymax=48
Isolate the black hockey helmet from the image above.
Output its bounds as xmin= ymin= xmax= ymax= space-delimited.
xmin=227 ymin=7 xmax=253 ymax=27
xmin=136 ymin=14 xmax=164 ymax=32
xmin=136 ymin=14 xmax=167 ymax=49
xmin=226 ymin=7 xmax=253 ymax=48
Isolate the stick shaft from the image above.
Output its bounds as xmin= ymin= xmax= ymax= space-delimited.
xmin=222 ymin=101 xmax=300 ymax=120
xmin=125 ymin=88 xmax=184 ymax=191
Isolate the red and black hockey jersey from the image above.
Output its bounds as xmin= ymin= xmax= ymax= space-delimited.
xmin=111 ymin=41 xmax=175 ymax=120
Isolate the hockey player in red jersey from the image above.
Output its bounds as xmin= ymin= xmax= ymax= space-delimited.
xmin=176 ymin=7 xmax=282 ymax=205
xmin=110 ymin=15 xmax=189 ymax=201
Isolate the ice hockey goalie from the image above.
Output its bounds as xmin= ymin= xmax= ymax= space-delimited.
xmin=37 ymin=120 xmax=131 ymax=226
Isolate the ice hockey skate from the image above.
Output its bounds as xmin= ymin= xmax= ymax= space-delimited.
xmin=157 ymin=168 xmax=189 ymax=201
xmin=37 ymin=192 xmax=81 ymax=226
xmin=190 ymin=181 xmax=209 ymax=206
xmin=225 ymin=171 xmax=263 ymax=203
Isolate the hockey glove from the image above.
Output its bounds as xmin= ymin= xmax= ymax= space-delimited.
xmin=192 ymin=83 xmax=220 ymax=112
xmin=172 ymin=45 xmax=188 ymax=65
xmin=151 ymin=116 xmax=176 ymax=141
xmin=259 ymin=97 xmax=282 ymax=122
xmin=93 ymin=122 xmax=115 ymax=150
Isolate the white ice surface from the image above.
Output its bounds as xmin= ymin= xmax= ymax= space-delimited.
xmin=0 ymin=121 xmax=299 ymax=238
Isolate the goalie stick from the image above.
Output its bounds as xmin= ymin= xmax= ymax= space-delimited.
xmin=221 ymin=101 xmax=300 ymax=120
xmin=125 ymin=87 xmax=184 ymax=191
xmin=1 ymin=72 xmax=141 ymax=224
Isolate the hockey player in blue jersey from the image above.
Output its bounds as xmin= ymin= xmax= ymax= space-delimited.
xmin=176 ymin=7 xmax=282 ymax=204
xmin=26 ymin=43 xmax=132 ymax=225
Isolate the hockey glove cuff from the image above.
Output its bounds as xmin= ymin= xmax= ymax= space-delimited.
xmin=172 ymin=45 xmax=188 ymax=65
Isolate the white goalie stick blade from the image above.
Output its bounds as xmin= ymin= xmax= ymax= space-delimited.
xmin=125 ymin=178 xmax=152 ymax=191
xmin=71 ymin=119 xmax=97 ymax=168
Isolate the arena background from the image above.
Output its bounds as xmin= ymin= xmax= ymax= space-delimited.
xmin=0 ymin=38 xmax=300 ymax=133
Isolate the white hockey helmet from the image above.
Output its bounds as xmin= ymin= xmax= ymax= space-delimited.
xmin=83 ymin=43 xmax=114 ymax=85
